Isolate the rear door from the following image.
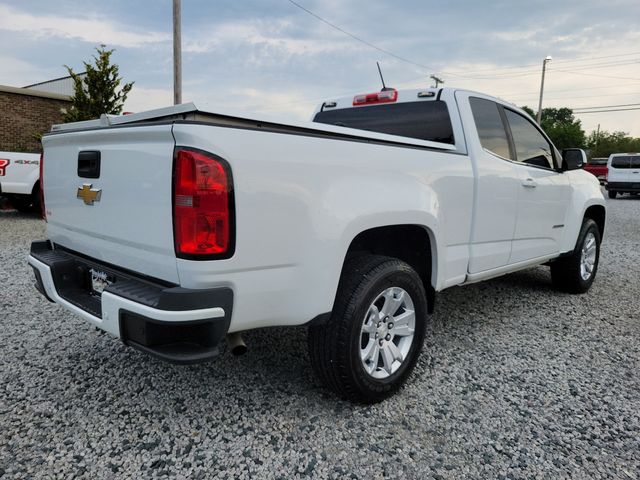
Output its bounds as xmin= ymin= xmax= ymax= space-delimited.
xmin=42 ymin=125 xmax=179 ymax=283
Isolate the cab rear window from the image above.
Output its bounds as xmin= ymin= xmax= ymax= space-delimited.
xmin=313 ymin=100 xmax=455 ymax=144
xmin=611 ymin=156 xmax=640 ymax=168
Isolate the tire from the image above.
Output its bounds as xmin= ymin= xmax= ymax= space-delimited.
xmin=550 ymin=219 xmax=601 ymax=294
xmin=608 ymin=190 xmax=617 ymax=199
xmin=308 ymin=254 xmax=427 ymax=403
xmin=9 ymin=190 xmax=40 ymax=214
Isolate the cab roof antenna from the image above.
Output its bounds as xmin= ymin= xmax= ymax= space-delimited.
xmin=377 ymin=62 xmax=394 ymax=92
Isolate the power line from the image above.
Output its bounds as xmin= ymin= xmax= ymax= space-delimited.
xmin=574 ymin=107 xmax=640 ymax=114
xmin=551 ymin=50 xmax=640 ymax=65
xmin=285 ymin=1 xmax=640 ymax=85
xmin=497 ymin=82 xmax=640 ymax=98
xmin=285 ymin=0 xmax=478 ymax=79
xmin=285 ymin=0 xmax=435 ymax=72
xmin=573 ymin=102 xmax=640 ymax=111
xmin=561 ymin=59 xmax=640 ymax=71
xmin=443 ymin=57 xmax=640 ymax=78
xmin=470 ymin=59 xmax=640 ymax=80
xmin=510 ymin=93 xmax=640 ymax=104
xmin=552 ymin=68 xmax=640 ymax=82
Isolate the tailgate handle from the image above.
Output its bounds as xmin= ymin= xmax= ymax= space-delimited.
xmin=77 ymin=151 xmax=101 ymax=179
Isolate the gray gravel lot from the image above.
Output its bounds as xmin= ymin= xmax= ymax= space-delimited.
xmin=1 ymin=195 xmax=639 ymax=479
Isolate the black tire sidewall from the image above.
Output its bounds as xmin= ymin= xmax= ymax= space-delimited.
xmin=574 ymin=220 xmax=601 ymax=291
xmin=344 ymin=262 xmax=427 ymax=397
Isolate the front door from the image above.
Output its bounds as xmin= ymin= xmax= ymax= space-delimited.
xmin=502 ymin=108 xmax=572 ymax=263
xmin=462 ymin=94 xmax=520 ymax=273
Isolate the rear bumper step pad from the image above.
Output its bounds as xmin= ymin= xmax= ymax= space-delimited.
xmin=29 ymin=240 xmax=233 ymax=364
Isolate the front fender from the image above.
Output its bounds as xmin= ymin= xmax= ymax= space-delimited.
xmin=560 ymin=170 xmax=606 ymax=253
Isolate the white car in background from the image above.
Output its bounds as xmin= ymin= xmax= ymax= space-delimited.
xmin=605 ymin=153 xmax=640 ymax=199
xmin=0 ymin=151 xmax=41 ymax=212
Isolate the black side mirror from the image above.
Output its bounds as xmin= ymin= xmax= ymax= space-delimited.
xmin=562 ymin=148 xmax=586 ymax=171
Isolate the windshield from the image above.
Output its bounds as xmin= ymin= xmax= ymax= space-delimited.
xmin=313 ymin=100 xmax=455 ymax=144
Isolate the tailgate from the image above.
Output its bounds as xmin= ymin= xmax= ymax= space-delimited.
xmin=42 ymin=125 xmax=179 ymax=283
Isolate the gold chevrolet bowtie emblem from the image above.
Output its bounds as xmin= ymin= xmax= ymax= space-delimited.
xmin=76 ymin=184 xmax=102 ymax=205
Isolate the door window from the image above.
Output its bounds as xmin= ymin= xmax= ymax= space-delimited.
xmin=469 ymin=97 xmax=512 ymax=160
xmin=505 ymin=110 xmax=554 ymax=169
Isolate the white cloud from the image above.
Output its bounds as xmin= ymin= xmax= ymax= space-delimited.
xmin=0 ymin=54 xmax=55 ymax=86
xmin=124 ymin=87 xmax=173 ymax=113
xmin=183 ymin=18 xmax=358 ymax=56
xmin=0 ymin=4 xmax=169 ymax=48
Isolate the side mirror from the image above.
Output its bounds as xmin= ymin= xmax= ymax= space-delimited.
xmin=562 ymin=148 xmax=586 ymax=171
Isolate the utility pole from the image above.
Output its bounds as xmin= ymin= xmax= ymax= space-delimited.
xmin=430 ymin=75 xmax=444 ymax=88
xmin=173 ymin=0 xmax=182 ymax=105
xmin=536 ymin=56 xmax=552 ymax=124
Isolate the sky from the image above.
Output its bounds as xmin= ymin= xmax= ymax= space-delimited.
xmin=1 ymin=0 xmax=639 ymax=136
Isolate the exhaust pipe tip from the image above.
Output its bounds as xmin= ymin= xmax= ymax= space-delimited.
xmin=226 ymin=332 xmax=247 ymax=356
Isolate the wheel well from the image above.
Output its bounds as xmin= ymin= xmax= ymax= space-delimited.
xmin=584 ymin=205 xmax=605 ymax=237
xmin=345 ymin=225 xmax=435 ymax=313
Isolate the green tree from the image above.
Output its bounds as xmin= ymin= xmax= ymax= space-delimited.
xmin=522 ymin=106 xmax=585 ymax=150
xmin=63 ymin=45 xmax=134 ymax=122
xmin=586 ymin=130 xmax=640 ymax=158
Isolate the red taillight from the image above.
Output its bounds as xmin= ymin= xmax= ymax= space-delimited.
xmin=39 ymin=152 xmax=46 ymax=220
xmin=0 ymin=158 xmax=9 ymax=176
xmin=173 ymin=148 xmax=234 ymax=258
xmin=353 ymin=89 xmax=398 ymax=106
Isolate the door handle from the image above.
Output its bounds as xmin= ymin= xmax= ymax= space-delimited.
xmin=78 ymin=151 xmax=101 ymax=179
xmin=522 ymin=178 xmax=537 ymax=188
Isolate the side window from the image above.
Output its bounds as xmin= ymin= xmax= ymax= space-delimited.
xmin=504 ymin=110 xmax=554 ymax=169
xmin=469 ymin=97 xmax=512 ymax=159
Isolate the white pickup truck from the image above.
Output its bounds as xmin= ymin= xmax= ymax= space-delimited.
xmin=28 ymin=87 xmax=606 ymax=403
xmin=0 ymin=151 xmax=41 ymax=212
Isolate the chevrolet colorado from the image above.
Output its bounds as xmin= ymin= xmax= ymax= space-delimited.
xmin=28 ymin=87 xmax=606 ymax=403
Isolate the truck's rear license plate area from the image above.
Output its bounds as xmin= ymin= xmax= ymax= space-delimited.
xmin=89 ymin=268 xmax=114 ymax=296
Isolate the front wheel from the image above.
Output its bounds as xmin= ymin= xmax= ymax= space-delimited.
xmin=608 ymin=190 xmax=617 ymax=199
xmin=550 ymin=219 xmax=601 ymax=293
xmin=308 ymin=255 xmax=427 ymax=403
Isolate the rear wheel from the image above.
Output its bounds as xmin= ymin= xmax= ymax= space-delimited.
xmin=608 ymin=190 xmax=617 ymax=199
xmin=9 ymin=187 xmax=41 ymax=214
xmin=550 ymin=219 xmax=600 ymax=293
xmin=308 ymin=255 xmax=427 ymax=403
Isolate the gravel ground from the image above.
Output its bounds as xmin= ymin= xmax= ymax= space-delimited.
xmin=1 ymin=195 xmax=639 ymax=479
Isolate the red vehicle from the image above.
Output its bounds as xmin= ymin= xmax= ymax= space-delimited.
xmin=583 ymin=157 xmax=608 ymax=184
